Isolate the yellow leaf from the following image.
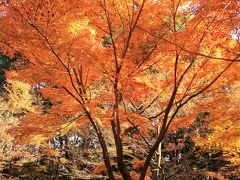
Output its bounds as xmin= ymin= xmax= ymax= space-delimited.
xmin=30 ymin=134 xmax=47 ymax=145
xmin=60 ymin=121 xmax=77 ymax=136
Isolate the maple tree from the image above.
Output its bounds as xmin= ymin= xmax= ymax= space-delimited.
xmin=0 ymin=0 xmax=239 ymax=179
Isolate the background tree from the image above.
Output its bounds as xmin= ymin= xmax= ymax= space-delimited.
xmin=0 ymin=79 xmax=41 ymax=174
xmin=194 ymin=82 xmax=240 ymax=165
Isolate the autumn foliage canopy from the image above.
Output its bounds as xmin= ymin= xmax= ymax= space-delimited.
xmin=0 ymin=0 xmax=239 ymax=179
